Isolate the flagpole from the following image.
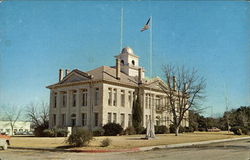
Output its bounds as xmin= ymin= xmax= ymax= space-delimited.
xmin=120 ymin=7 xmax=124 ymax=51
xmin=148 ymin=15 xmax=155 ymax=138
xmin=150 ymin=16 xmax=153 ymax=78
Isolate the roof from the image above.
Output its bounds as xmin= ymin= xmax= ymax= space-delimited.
xmin=47 ymin=66 xmax=139 ymax=89
xmin=47 ymin=66 xmax=168 ymax=91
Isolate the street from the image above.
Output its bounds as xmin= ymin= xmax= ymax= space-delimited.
xmin=0 ymin=139 xmax=249 ymax=160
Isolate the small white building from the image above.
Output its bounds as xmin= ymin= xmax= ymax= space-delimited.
xmin=47 ymin=47 xmax=189 ymax=130
xmin=0 ymin=121 xmax=31 ymax=135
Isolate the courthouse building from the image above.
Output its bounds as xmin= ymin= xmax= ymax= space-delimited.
xmin=47 ymin=47 xmax=189 ymax=130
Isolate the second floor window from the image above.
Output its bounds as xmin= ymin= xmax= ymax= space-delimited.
xmin=54 ymin=93 xmax=57 ymax=108
xmin=121 ymin=90 xmax=125 ymax=107
xmin=108 ymin=88 xmax=112 ymax=106
xmin=72 ymin=91 xmax=76 ymax=107
xmin=113 ymin=89 xmax=117 ymax=106
xmin=95 ymin=88 xmax=99 ymax=106
xmin=62 ymin=93 xmax=67 ymax=107
xmin=82 ymin=89 xmax=88 ymax=106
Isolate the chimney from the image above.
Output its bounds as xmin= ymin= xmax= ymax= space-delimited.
xmin=173 ymin=76 xmax=177 ymax=90
xmin=116 ymin=58 xmax=121 ymax=80
xmin=138 ymin=68 xmax=142 ymax=84
xmin=65 ymin=69 xmax=70 ymax=76
xmin=59 ymin=69 xmax=64 ymax=82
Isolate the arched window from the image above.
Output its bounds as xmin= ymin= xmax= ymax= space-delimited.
xmin=132 ymin=60 xmax=135 ymax=65
xmin=121 ymin=60 xmax=124 ymax=65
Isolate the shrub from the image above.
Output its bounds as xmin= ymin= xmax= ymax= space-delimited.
xmin=135 ymin=126 xmax=146 ymax=134
xmin=43 ymin=129 xmax=55 ymax=137
xmin=42 ymin=128 xmax=68 ymax=137
xmin=100 ymin=138 xmax=112 ymax=147
xmin=230 ymin=126 xmax=250 ymax=135
xmin=33 ymin=122 xmax=49 ymax=137
xmin=184 ymin=127 xmax=194 ymax=133
xmin=56 ymin=128 xmax=69 ymax=137
xmin=67 ymin=128 xmax=93 ymax=147
xmin=198 ymin=128 xmax=207 ymax=132
xmin=92 ymin=127 xmax=105 ymax=136
xmin=169 ymin=124 xmax=184 ymax=133
xmin=155 ymin=126 xmax=169 ymax=134
xmin=103 ymin=123 xmax=123 ymax=136
xmin=124 ymin=126 xmax=136 ymax=135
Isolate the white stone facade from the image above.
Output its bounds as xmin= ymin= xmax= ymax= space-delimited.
xmin=47 ymin=47 xmax=189 ymax=130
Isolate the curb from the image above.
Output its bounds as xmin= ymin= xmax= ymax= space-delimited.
xmin=138 ymin=136 xmax=250 ymax=152
xmin=9 ymin=136 xmax=250 ymax=153
xmin=8 ymin=146 xmax=140 ymax=153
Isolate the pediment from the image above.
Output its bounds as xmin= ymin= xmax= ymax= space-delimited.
xmin=144 ymin=78 xmax=168 ymax=91
xmin=60 ymin=71 xmax=91 ymax=84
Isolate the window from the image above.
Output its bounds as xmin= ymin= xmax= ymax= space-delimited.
xmin=145 ymin=115 xmax=148 ymax=124
xmin=145 ymin=94 xmax=148 ymax=109
xmin=94 ymin=113 xmax=99 ymax=126
xmin=95 ymin=88 xmax=99 ymax=106
xmin=121 ymin=60 xmax=124 ymax=65
xmin=61 ymin=114 xmax=65 ymax=126
xmin=108 ymin=88 xmax=112 ymax=106
xmin=82 ymin=113 xmax=87 ymax=126
xmin=132 ymin=60 xmax=135 ymax=65
xmin=120 ymin=113 xmax=125 ymax=128
xmin=121 ymin=90 xmax=125 ymax=107
xmin=108 ymin=112 xmax=112 ymax=123
xmin=149 ymin=95 xmax=151 ymax=109
xmin=113 ymin=89 xmax=117 ymax=106
xmin=128 ymin=114 xmax=132 ymax=127
xmin=62 ymin=93 xmax=67 ymax=107
xmin=53 ymin=114 xmax=56 ymax=126
xmin=71 ymin=114 xmax=76 ymax=127
xmin=72 ymin=91 xmax=76 ymax=107
xmin=113 ymin=113 xmax=117 ymax=123
xmin=128 ymin=91 xmax=132 ymax=107
xmin=54 ymin=93 xmax=57 ymax=108
xmin=82 ymin=89 xmax=88 ymax=106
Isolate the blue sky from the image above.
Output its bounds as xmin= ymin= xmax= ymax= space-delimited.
xmin=0 ymin=1 xmax=249 ymax=117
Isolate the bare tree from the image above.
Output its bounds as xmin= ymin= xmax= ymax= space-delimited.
xmin=161 ymin=65 xmax=206 ymax=136
xmin=25 ymin=101 xmax=49 ymax=128
xmin=1 ymin=105 xmax=22 ymax=136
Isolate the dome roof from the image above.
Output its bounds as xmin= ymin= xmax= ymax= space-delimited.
xmin=121 ymin=47 xmax=134 ymax=55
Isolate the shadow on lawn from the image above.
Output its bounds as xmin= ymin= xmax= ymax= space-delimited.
xmin=56 ymin=145 xmax=74 ymax=149
xmin=126 ymin=137 xmax=148 ymax=140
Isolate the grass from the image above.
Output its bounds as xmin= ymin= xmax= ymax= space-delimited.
xmin=10 ymin=131 xmax=249 ymax=150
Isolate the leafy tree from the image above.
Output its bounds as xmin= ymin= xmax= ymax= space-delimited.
xmin=132 ymin=95 xmax=143 ymax=133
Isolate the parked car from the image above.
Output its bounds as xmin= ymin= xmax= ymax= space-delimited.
xmin=0 ymin=134 xmax=10 ymax=150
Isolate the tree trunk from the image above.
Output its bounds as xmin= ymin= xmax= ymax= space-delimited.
xmin=11 ymin=124 xmax=14 ymax=136
xmin=175 ymin=126 xmax=179 ymax=136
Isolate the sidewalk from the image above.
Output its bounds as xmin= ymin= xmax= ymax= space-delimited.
xmin=9 ymin=136 xmax=250 ymax=153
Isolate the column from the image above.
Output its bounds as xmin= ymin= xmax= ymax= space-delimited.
xmin=56 ymin=91 xmax=62 ymax=128
xmin=76 ymin=89 xmax=81 ymax=126
xmin=66 ymin=90 xmax=71 ymax=126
